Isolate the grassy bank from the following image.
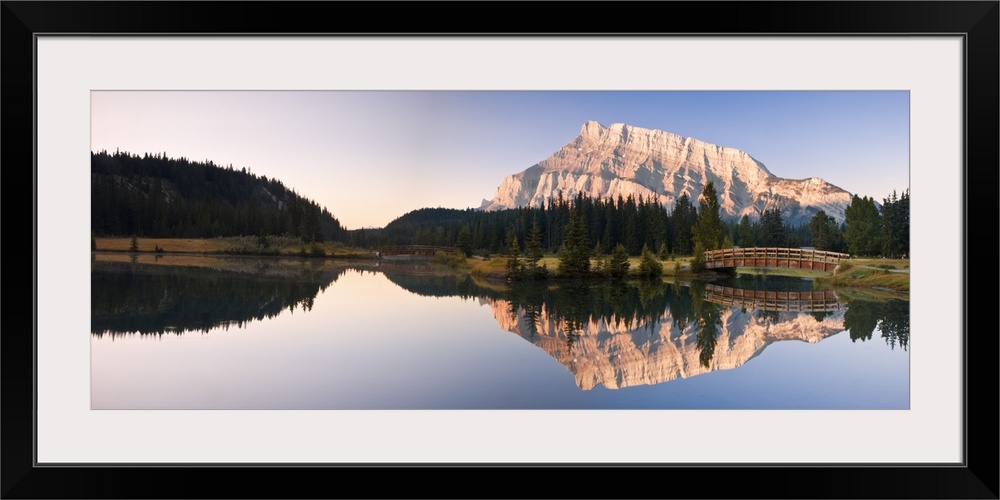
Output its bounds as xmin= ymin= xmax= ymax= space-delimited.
xmin=461 ymin=253 xmax=695 ymax=281
xmin=94 ymin=236 xmax=373 ymax=259
xmin=463 ymin=255 xmax=909 ymax=294
xmin=845 ymin=257 xmax=910 ymax=271
xmin=93 ymin=237 xmax=909 ymax=294
xmin=92 ymin=251 xmax=374 ymax=275
xmin=816 ymin=261 xmax=909 ymax=293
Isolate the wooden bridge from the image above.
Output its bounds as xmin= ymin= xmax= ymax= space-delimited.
xmin=703 ymin=247 xmax=849 ymax=273
xmin=703 ymin=284 xmax=844 ymax=312
xmin=378 ymin=245 xmax=455 ymax=258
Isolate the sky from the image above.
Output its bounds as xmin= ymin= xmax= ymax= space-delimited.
xmin=91 ymin=91 xmax=909 ymax=230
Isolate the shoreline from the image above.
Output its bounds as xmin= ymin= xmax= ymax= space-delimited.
xmin=93 ymin=237 xmax=909 ymax=295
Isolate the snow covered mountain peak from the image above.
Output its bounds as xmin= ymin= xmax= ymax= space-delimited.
xmin=481 ymin=120 xmax=852 ymax=225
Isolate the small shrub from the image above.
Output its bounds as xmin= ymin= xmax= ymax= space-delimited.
xmin=592 ymin=243 xmax=606 ymax=273
xmin=433 ymin=251 xmax=450 ymax=265
xmin=309 ymin=242 xmax=326 ymax=257
xmin=434 ymin=250 xmax=467 ymax=268
xmin=532 ymin=264 xmax=549 ymax=280
xmin=637 ymin=244 xmax=663 ymax=278
xmin=216 ymin=235 xmax=285 ymax=255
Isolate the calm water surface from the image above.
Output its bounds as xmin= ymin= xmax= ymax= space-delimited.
xmin=91 ymin=256 xmax=909 ymax=409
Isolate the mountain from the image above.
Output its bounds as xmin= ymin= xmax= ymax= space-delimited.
xmin=481 ymin=120 xmax=853 ymax=226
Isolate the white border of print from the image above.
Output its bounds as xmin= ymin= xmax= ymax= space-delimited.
xmin=37 ymin=36 xmax=961 ymax=464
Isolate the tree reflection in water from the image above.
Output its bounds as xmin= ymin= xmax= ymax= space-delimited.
xmin=93 ymin=260 xmax=908 ymax=390
xmin=91 ymin=258 xmax=345 ymax=337
xmin=843 ymin=297 xmax=909 ymax=350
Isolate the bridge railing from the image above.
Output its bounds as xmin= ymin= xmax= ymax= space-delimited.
xmin=702 ymin=247 xmax=849 ymax=272
xmin=704 ymin=247 xmax=849 ymax=264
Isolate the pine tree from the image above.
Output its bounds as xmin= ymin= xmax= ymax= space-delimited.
xmin=671 ymin=193 xmax=697 ymax=255
xmin=558 ymin=209 xmax=591 ymax=279
xmin=593 ymin=241 xmax=606 ymax=273
xmin=737 ymin=214 xmax=755 ymax=247
xmin=524 ymin=217 xmax=547 ymax=279
xmin=880 ymin=189 xmax=909 ymax=258
xmin=759 ymin=208 xmax=787 ymax=247
xmin=505 ymin=228 xmax=522 ymax=279
xmin=456 ymin=225 xmax=473 ymax=258
xmin=637 ymin=243 xmax=664 ymax=278
xmin=808 ymin=210 xmax=832 ymax=250
xmin=844 ymin=195 xmax=883 ymax=256
xmin=608 ymin=243 xmax=630 ymax=280
xmin=525 ymin=217 xmax=544 ymax=268
xmin=691 ymin=182 xmax=726 ymax=271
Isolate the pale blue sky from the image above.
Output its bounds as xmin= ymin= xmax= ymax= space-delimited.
xmin=92 ymin=91 xmax=909 ymax=229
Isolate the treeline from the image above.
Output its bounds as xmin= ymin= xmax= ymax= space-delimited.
xmin=842 ymin=191 xmax=910 ymax=258
xmin=350 ymin=186 xmax=908 ymax=262
xmin=91 ymin=151 xmax=346 ymax=241
xmin=351 ymin=193 xmax=704 ymax=257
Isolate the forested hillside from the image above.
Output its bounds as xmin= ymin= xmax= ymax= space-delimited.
xmin=351 ymin=193 xmax=713 ymax=256
xmin=350 ymin=188 xmax=906 ymax=259
xmin=91 ymin=151 xmax=346 ymax=241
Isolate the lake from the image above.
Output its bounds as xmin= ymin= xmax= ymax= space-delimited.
xmin=91 ymin=255 xmax=909 ymax=410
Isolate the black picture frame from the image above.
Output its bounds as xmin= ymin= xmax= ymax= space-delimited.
xmin=3 ymin=2 xmax=997 ymax=498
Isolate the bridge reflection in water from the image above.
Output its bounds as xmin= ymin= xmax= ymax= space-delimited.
xmin=703 ymin=284 xmax=844 ymax=312
xmin=704 ymin=247 xmax=849 ymax=273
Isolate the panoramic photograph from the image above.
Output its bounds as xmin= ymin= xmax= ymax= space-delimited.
xmin=90 ymin=90 xmax=910 ymax=410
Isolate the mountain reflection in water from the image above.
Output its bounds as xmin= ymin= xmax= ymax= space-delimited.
xmin=485 ymin=281 xmax=853 ymax=390
xmin=489 ymin=276 xmax=907 ymax=390
xmin=92 ymin=256 xmax=908 ymax=395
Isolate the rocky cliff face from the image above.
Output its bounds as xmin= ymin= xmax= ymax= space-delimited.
xmin=483 ymin=297 xmax=846 ymax=390
xmin=481 ymin=121 xmax=853 ymax=225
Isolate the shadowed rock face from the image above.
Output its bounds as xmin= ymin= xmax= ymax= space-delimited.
xmin=484 ymin=297 xmax=846 ymax=390
xmin=482 ymin=121 xmax=853 ymax=225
